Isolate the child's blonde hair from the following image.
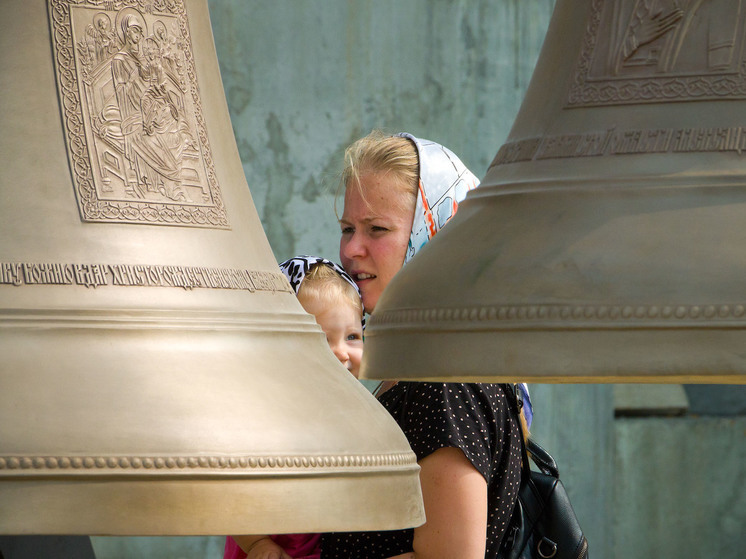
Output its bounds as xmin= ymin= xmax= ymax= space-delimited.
xmin=297 ymin=263 xmax=363 ymax=318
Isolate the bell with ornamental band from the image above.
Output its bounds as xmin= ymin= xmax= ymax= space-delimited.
xmin=362 ymin=0 xmax=746 ymax=384
xmin=0 ymin=0 xmax=423 ymax=535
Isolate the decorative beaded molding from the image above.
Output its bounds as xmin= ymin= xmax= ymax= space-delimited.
xmin=0 ymin=452 xmax=417 ymax=474
xmin=370 ymin=303 xmax=746 ymax=329
xmin=567 ymin=0 xmax=746 ymax=107
xmin=49 ymin=0 xmax=230 ymax=228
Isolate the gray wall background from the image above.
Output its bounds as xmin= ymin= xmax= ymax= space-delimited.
xmin=206 ymin=0 xmax=551 ymax=263
xmin=89 ymin=1 xmax=745 ymax=558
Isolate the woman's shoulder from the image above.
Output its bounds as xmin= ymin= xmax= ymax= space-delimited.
xmin=390 ymin=382 xmax=516 ymax=471
xmin=389 ymin=382 xmax=511 ymax=420
xmin=401 ymin=381 xmax=508 ymax=399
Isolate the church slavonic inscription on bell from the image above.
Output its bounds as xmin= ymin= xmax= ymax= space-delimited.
xmin=491 ymin=125 xmax=746 ymax=167
xmin=569 ymin=0 xmax=746 ymax=106
xmin=49 ymin=0 xmax=229 ymax=228
xmin=0 ymin=261 xmax=293 ymax=292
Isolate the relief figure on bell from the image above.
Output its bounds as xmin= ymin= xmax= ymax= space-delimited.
xmin=594 ymin=0 xmax=745 ymax=77
xmin=79 ymin=12 xmax=118 ymax=67
xmin=152 ymin=20 xmax=186 ymax=90
xmin=138 ymin=36 xmax=196 ymax=202
xmin=109 ymin=11 xmax=193 ymax=201
xmin=84 ymin=8 xmax=201 ymax=204
xmin=109 ymin=10 xmax=147 ymax=196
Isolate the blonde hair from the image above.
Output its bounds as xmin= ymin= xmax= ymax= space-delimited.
xmin=297 ymin=264 xmax=363 ymax=318
xmin=339 ymin=130 xmax=419 ymax=211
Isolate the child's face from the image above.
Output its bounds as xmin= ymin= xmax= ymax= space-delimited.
xmin=300 ymin=295 xmax=364 ymax=378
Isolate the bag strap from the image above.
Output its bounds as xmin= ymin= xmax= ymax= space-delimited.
xmin=504 ymin=383 xmax=533 ymax=480
xmin=504 ymin=384 xmax=559 ymax=479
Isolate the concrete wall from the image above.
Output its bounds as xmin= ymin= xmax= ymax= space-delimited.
xmin=614 ymin=417 xmax=746 ymax=558
xmin=530 ymin=385 xmax=614 ymax=556
xmin=206 ymin=0 xmax=554 ymax=263
xmin=92 ymin=537 xmax=223 ymax=558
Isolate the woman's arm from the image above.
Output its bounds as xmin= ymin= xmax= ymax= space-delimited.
xmin=403 ymin=446 xmax=488 ymax=559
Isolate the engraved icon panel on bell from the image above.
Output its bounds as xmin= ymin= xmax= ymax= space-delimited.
xmin=569 ymin=0 xmax=746 ymax=106
xmin=50 ymin=0 xmax=229 ymax=228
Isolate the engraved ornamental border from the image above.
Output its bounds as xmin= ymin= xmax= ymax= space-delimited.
xmin=567 ymin=0 xmax=746 ymax=107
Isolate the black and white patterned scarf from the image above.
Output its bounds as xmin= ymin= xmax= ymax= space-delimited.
xmin=279 ymin=255 xmax=365 ymax=329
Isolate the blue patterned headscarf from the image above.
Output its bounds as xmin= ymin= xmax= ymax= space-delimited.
xmin=397 ymin=133 xmax=479 ymax=265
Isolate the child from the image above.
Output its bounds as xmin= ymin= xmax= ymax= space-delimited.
xmin=224 ymin=256 xmax=365 ymax=559
xmin=281 ymin=255 xmax=364 ymax=378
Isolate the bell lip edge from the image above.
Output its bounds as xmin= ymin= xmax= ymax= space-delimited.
xmin=0 ymin=470 xmax=426 ymax=535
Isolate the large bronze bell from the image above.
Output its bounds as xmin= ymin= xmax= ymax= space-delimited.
xmin=0 ymin=0 xmax=423 ymax=535
xmin=363 ymin=0 xmax=746 ymax=383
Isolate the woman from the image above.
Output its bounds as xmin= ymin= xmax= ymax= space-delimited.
xmin=321 ymin=131 xmax=527 ymax=559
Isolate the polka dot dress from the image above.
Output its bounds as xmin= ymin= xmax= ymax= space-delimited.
xmin=321 ymin=382 xmax=522 ymax=558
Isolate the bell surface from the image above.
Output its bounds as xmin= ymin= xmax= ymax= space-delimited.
xmin=0 ymin=0 xmax=423 ymax=535
xmin=362 ymin=0 xmax=746 ymax=383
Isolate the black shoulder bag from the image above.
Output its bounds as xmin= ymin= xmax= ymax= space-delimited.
xmin=499 ymin=385 xmax=589 ymax=559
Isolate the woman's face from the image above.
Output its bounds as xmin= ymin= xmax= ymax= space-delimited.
xmin=340 ymin=171 xmax=415 ymax=313
xmin=126 ymin=24 xmax=143 ymax=45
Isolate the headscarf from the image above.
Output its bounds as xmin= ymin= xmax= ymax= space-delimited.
xmin=120 ymin=13 xmax=144 ymax=41
xmin=279 ymin=255 xmax=365 ymax=328
xmin=280 ymin=255 xmax=359 ymax=295
xmin=396 ymin=133 xmax=479 ymax=265
xmin=396 ymin=133 xmax=533 ymax=427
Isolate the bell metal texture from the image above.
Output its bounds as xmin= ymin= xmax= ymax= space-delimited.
xmin=362 ymin=0 xmax=746 ymax=383
xmin=0 ymin=0 xmax=423 ymax=535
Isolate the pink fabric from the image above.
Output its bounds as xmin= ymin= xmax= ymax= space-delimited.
xmin=224 ymin=534 xmax=321 ymax=559
xmin=223 ymin=537 xmax=245 ymax=559
xmin=270 ymin=533 xmax=321 ymax=558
